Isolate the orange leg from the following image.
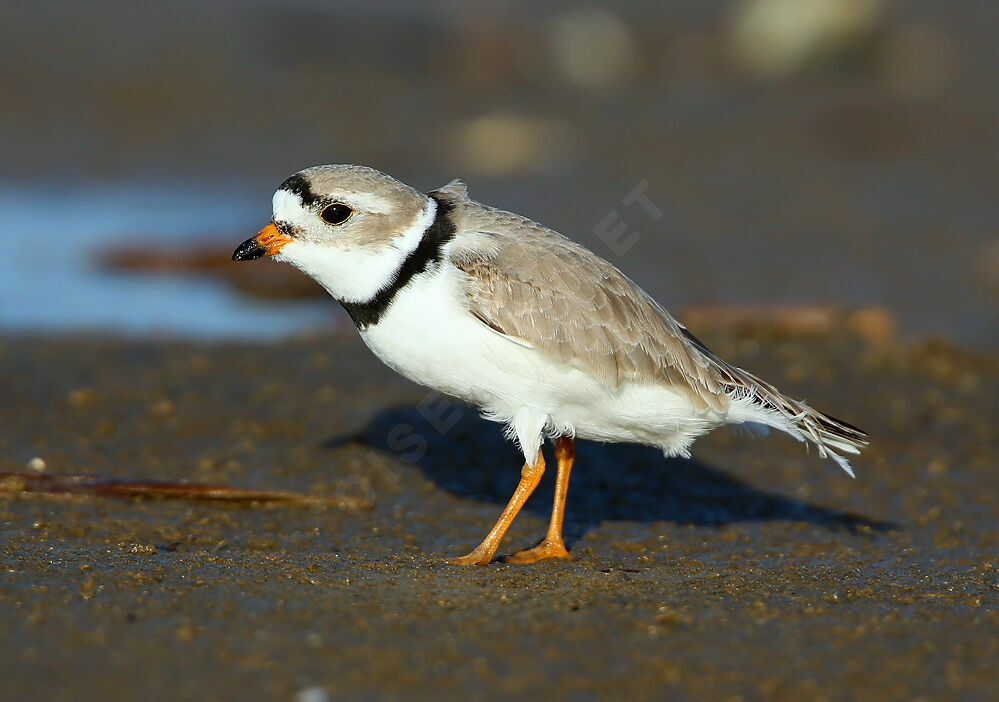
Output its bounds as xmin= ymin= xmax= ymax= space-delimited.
xmin=448 ymin=449 xmax=546 ymax=566
xmin=503 ymin=436 xmax=575 ymax=563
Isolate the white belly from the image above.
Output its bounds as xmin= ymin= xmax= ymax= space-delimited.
xmin=358 ymin=268 xmax=724 ymax=461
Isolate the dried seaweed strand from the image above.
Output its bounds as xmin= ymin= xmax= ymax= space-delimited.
xmin=0 ymin=471 xmax=370 ymax=510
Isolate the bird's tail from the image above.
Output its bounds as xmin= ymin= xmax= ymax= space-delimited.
xmin=719 ymin=365 xmax=868 ymax=477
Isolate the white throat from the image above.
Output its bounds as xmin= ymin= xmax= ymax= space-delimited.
xmin=276 ymin=197 xmax=437 ymax=303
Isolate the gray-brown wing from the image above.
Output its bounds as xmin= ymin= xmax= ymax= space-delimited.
xmin=436 ymin=186 xmax=867 ymax=469
xmin=451 ymin=227 xmax=729 ymax=410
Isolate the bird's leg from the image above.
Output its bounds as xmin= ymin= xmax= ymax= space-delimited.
xmin=503 ymin=436 xmax=575 ymax=563
xmin=448 ymin=449 xmax=546 ymax=566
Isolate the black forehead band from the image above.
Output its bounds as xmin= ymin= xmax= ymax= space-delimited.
xmin=279 ymin=173 xmax=321 ymax=208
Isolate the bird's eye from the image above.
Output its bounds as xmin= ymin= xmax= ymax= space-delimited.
xmin=319 ymin=202 xmax=353 ymax=225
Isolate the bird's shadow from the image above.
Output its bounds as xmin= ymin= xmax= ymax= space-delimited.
xmin=325 ymin=403 xmax=892 ymax=546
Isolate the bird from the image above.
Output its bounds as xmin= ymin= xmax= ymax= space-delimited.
xmin=232 ymin=164 xmax=867 ymax=565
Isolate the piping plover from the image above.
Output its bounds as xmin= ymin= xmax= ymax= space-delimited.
xmin=233 ymin=165 xmax=867 ymax=565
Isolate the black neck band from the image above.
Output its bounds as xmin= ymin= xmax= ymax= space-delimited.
xmin=340 ymin=195 xmax=456 ymax=329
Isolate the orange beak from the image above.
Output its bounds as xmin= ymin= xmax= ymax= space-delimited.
xmin=232 ymin=223 xmax=293 ymax=261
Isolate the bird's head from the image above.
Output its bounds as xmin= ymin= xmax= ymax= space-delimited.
xmin=232 ymin=165 xmax=434 ymax=302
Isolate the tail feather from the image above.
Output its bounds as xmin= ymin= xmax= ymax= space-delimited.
xmin=672 ymin=325 xmax=868 ymax=474
xmin=717 ymin=364 xmax=868 ymax=477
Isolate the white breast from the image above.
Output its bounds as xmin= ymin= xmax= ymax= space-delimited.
xmin=358 ymin=265 xmax=517 ymax=406
xmin=357 ymin=264 xmax=724 ymax=464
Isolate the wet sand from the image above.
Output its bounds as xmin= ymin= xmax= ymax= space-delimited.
xmin=0 ymin=329 xmax=995 ymax=700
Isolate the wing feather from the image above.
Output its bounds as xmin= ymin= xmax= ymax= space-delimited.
xmin=436 ymin=188 xmax=867 ymax=471
xmin=449 ymin=220 xmax=727 ymax=410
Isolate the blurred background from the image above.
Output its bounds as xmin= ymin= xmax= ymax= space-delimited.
xmin=1 ymin=0 xmax=996 ymax=346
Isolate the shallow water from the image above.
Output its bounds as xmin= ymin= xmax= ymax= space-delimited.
xmin=1 ymin=184 xmax=333 ymax=339
xmin=2 ymin=177 xmax=995 ymax=349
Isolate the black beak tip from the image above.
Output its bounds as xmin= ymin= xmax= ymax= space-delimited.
xmin=232 ymin=238 xmax=266 ymax=262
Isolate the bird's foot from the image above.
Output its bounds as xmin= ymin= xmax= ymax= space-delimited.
xmin=502 ymin=539 xmax=572 ymax=564
xmin=447 ymin=546 xmax=495 ymax=566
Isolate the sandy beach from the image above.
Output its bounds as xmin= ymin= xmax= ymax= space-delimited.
xmin=1 ymin=328 xmax=995 ymax=700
